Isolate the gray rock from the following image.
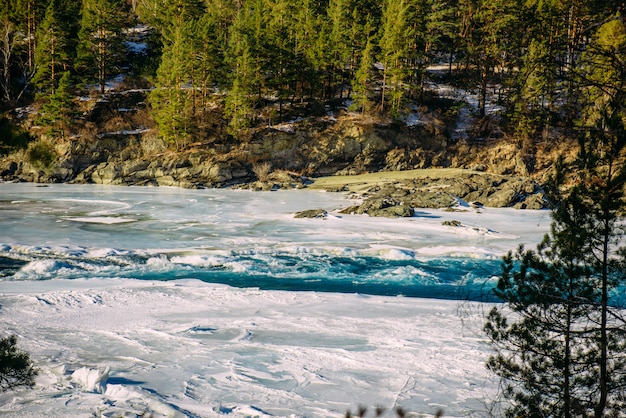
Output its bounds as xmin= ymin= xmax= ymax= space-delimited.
xmin=341 ymin=197 xmax=415 ymax=217
xmin=368 ymin=204 xmax=414 ymax=218
xmin=408 ymin=191 xmax=457 ymax=209
xmin=156 ymin=176 xmax=177 ymax=187
xmin=514 ymin=193 xmax=551 ymax=210
xmin=208 ymin=163 xmax=233 ymax=183
xmin=487 ymin=188 xmax=518 ymax=207
xmin=338 ymin=205 xmax=360 ymax=215
xmin=294 ymin=209 xmax=328 ymax=219
xmin=446 ymin=181 xmax=474 ymax=197
xmin=91 ymin=162 xmax=121 ymax=184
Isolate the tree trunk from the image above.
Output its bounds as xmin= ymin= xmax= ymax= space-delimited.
xmin=479 ymin=64 xmax=488 ymax=118
xmin=99 ymin=38 xmax=106 ymax=95
xmin=0 ymin=20 xmax=12 ymax=103
xmin=595 ymin=214 xmax=610 ymax=418
xmin=51 ymin=33 xmax=56 ymax=94
xmin=380 ymin=66 xmax=387 ymax=110
xmin=564 ymin=299 xmax=572 ymax=418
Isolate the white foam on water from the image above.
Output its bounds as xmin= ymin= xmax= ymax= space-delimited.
xmin=379 ymin=248 xmax=416 ymax=260
xmin=64 ymin=216 xmax=138 ymax=224
xmin=170 ymin=254 xmax=231 ymax=268
xmin=416 ymin=245 xmax=502 ymax=259
xmin=15 ymin=260 xmax=74 ymax=279
xmin=0 ymin=183 xmax=554 ymax=416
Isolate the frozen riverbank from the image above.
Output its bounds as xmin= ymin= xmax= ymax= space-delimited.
xmin=0 ymin=183 xmax=552 ymax=416
xmin=0 ymin=278 xmax=495 ymax=417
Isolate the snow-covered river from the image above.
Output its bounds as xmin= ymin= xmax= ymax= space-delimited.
xmin=0 ymin=183 xmax=551 ymax=417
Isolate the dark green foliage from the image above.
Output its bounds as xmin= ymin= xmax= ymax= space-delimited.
xmin=36 ymin=70 xmax=76 ymax=139
xmin=0 ymin=0 xmax=625 ymax=145
xmin=224 ymin=9 xmax=254 ymax=140
xmin=149 ymin=21 xmax=192 ymax=147
xmin=378 ymin=0 xmax=410 ymax=116
xmin=76 ymin=0 xmax=130 ymax=94
xmin=485 ymin=17 xmax=626 ymax=413
xmin=486 ymin=154 xmax=626 ymax=416
xmin=12 ymin=0 xmax=48 ymax=73
xmin=31 ymin=0 xmax=78 ymax=95
xmin=350 ymin=38 xmax=374 ymax=114
xmin=147 ymin=0 xmax=228 ymax=146
xmin=0 ymin=0 xmax=47 ymax=105
xmin=25 ymin=139 xmax=56 ymax=168
xmin=0 ymin=0 xmax=19 ymax=106
xmin=0 ymin=335 xmax=38 ymax=392
xmin=485 ymin=238 xmax=598 ymax=416
xmin=0 ymin=116 xmax=31 ymax=154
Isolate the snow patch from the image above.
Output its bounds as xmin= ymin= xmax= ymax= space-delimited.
xmin=71 ymin=366 xmax=109 ymax=393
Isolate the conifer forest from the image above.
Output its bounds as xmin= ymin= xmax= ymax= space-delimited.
xmin=0 ymin=0 xmax=625 ymax=148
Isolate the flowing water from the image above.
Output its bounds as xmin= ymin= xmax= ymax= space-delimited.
xmin=0 ymin=183 xmax=550 ymax=300
xmin=0 ymin=183 xmax=552 ymax=417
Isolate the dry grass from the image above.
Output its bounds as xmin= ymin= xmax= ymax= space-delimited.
xmin=102 ymin=115 xmax=133 ymax=133
xmin=76 ymin=121 xmax=98 ymax=139
xmin=128 ymin=106 xmax=155 ymax=130
xmin=252 ymin=161 xmax=272 ymax=181
xmin=140 ymin=132 xmax=168 ymax=157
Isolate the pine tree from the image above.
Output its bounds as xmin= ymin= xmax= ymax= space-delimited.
xmin=291 ymin=0 xmax=323 ymax=102
xmin=186 ymin=12 xmax=226 ymax=116
xmin=426 ymin=0 xmax=460 ymax=75
xmin=485 ymin=208 xmax=600 ymax=416
xmin=32 ymin=0 xmax=72 ymax=95
xmin=36 ymin=70 xmax=76 ymax=139
xmin=485 ymin=15 xmax=626 ymax=418
xmin=149 ymin=20 xmax=193 ymax=147
xmin=470 ymin=0 xmax=520 ymax=117
xmin=344 ymin=5 xmax=375 ymax=102
xmin=513 ymin=38 xmax=554 ymax=141
xmin=15 ymin=0 xmax=46 ymax=74
xmin=136 ymin=0 xmax=205 ymax=34
xmin=0 ymin=0 xmax=56 ymax=105
xmin=0 ymin=335 xmax=37 ymax=392
xmin=577 ymin=16 xmax=626 ymax=416
xmin=148 ymin=0 xmax=206 ymax=148
xmin=242 ymin=0 xmax=266 ymax=101
xmin=404 ymin=0 xmax=429 ymax=102
xmin=265 ymin=0 xmax=298 ymax=118
xmin=378 ymin=0 xmax=410 ymax=117
xmin=485 ymin=108 xmax=626 ymax=416
xmin=77 ymin=0 xmax=129 ymax=94
xmin=326 ymin=0 xmax=350 ymax=99
xmin=224 ymin=9 xmax=254 ymax=140
xmin=350 ymin=37 xmax=373 ymax=114
xmin=0 ymin=0 xmax=17 ymax=105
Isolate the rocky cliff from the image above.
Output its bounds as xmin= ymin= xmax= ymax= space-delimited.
xmin=0 ymin=90 xmax=568 ymax=212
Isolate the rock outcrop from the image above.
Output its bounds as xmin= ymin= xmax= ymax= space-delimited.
xmin=294 ymin=209 xmax=328 ymax=219
xmin=337 ymin=172 xmax=551 ymax=217
xmin=0 ymin=107 xmax=563 ymax=214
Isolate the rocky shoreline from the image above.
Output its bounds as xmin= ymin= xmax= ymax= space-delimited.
xmin=0 ymin=115 xmax=552 ymax=216
xmin=0 ymin=160 xmax=557 ymax=221
xmin=297 ymin=170 xmax=551 ymax=218
xmin=0 ymin=154 xmax=551 ymax=217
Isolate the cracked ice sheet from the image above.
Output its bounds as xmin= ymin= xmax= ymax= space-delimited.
xmin=0 ymin=278 xmax=495 ymax=417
